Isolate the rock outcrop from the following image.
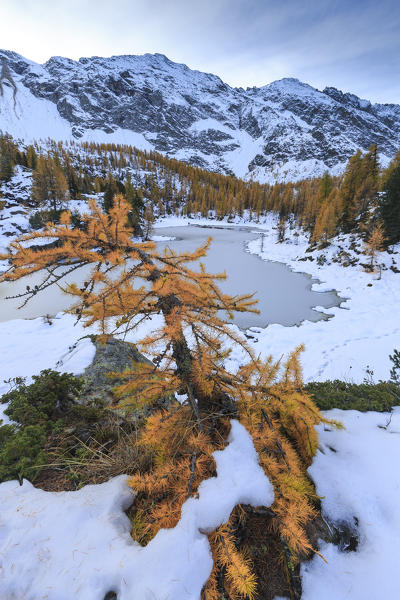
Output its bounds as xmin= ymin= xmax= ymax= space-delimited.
xmin=1 ymin=49 xmax=399 ymax=182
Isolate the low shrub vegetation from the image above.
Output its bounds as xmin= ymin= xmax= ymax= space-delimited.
xmin=305 ymin=380 xmax=400 ymax=412
xmin=0 ymin=370 xmax=144 ymax=487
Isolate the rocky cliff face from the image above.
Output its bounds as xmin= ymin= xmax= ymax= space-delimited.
xmin=0 ymin=49 xmax=399 ymax=182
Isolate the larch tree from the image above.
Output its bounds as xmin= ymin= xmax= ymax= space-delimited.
xmin=365 ymin=222 xmax=385 ymax=271
xmin=1 ymin=192 xmax=335 ymax=597
xmin=312 ymin=188 xmax=340 ymax=246
xmin=31 ymin=155 xmax=69 ymax=211
xmin=0 ymin=205 xmax=336 ymax=592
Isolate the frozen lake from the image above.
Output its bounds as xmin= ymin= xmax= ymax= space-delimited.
xmin=0 ymin=225 xmax=341 ymax=328
xmin=153 ymin=225 xmax=341 ymax=329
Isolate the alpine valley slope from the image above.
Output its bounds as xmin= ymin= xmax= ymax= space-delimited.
xmin=1 ymin=49 xmax=400 ymax=183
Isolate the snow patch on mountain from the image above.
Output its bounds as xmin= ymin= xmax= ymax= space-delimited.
xmin=0 ymin=76 xmax=71 ymax=142
xmin=1 ymin=49 xmax=399 ymax=182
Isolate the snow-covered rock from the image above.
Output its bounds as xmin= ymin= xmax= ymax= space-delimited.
xmin=1 ymin=50 xmax=399 ymax=183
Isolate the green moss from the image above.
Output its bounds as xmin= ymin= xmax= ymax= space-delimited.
xmin=305 ymin=380 xmax=400 ymax=412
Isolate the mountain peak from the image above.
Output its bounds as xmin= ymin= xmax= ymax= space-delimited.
xmin=0 ymin=49 xmax=399 ymax=183
xmin=323 ymin=86 xmax=372 ymax=110
xmin=248 ymin=77 xmax=319 ymax=99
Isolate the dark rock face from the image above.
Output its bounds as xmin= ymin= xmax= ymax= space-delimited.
xmin=1 ymin=49 xmax=399 ymax=181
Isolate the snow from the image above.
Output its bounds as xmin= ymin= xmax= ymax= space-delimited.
xmin=302 ymin=408 xmax=400 ymax=600
xmin=246 ymin=218 xmax=400 ymax=383
xmin=0 ymin=61 xmax=155 ymax=151
xmin=0 ymin=166 xmax=32 ymax=252
xmin=56 ymin=336 xmax=97 ymax=376
xmin=0 ymin=420 xmax=273 ymax=600
xmin=0 ymin=211 xmax=399 ymax=597
xmin=0 ymin=75 xmax=155 ymax=151
xmin=249 ymin=157 xmax=347 ymax=185
xmin=154 ymin=214 xmax=400 ymax=383
xmin=80 ymin=127 xmax=154 ymax=152
xmin=188 ymin=118 xmax=272 ymax=180
xmin=0 ymin=314 xmax=95 ymax=398
xmin=188 ymin=117 xmax=230 ymax=134
xmin=1 ymin=212 xmax=399 ymax=396
xmin=0 ymin=77 xmax=72 ymax=143
xmin=1 ymin=49 xmax=399 ymax=599
xmin=258 ymin=78 xmax=333 ymax=103
xmin=3 ymin=49 xmax=399 ymax=184
xmin=223 ymin=131 xmax=264 ymax=179
xmin=2 ymin=390 xmax=399 ymax=599
xmin=0 ymin=475 xmax=136 ymax=600
xmin=150 ymin=234 xmax=176 ymax=242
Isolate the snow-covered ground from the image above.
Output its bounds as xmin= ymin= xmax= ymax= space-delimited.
xmin=1 ymin=407 xmax=398 ymax=599
xmin=0 ymin=315 xmax=95 ymax=397
xmin=0 ymin=165 xmax=32 ymax=254
xmin=1 ymin=212 xmax=399 ymax=392
xmin=0 ymin=420 xmax=273 ymax=600
xmin=302 ymin=408 xmax=400 ymax=600
xmin=248 ymin=223 xmax=400 ymax=383
xmin=155 ymin=213 xmax=400 ymax=383
xmin=1 ymin=213 xmax=399 ymax=599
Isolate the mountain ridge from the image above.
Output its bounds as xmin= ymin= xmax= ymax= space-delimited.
xmin=1 ymin=49 xmax=399 ymax=183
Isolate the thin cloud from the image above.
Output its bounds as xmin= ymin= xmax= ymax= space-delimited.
xmin=0 ymin=0 xmax=399 ymax=102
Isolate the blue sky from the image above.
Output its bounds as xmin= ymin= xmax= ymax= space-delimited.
xmin=1 ymin=0 xmax=399 ymax=103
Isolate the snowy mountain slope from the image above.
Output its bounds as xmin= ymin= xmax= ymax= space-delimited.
xmin=0 ymin=165 xmax=32 ymax=252
xmin=1 ymin=50 xmax=400 ymax=182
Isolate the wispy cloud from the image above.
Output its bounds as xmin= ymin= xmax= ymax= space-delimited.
xmin=0 ymin=0 xmax=399 ymax=102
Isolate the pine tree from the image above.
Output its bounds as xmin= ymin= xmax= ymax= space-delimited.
xmin=339 ymin=149 xmax=363 ymax=232
xmin=318 ymin=171 xmax=333 ymax=202
xmin=125 ymin=175 xmax=144 ymax=234
xmin=0 ymin=151 xmax=14 ymax=182
xmin=26 ymin=145 xmax=38 ymax=170
xmin=356 ymin=145 xmax=380 ymax=234
xmin=102 ymin=174 xmax=118 ymax=213
xmin=364 ymin=143 xmax=379 ymax=184
xmin=379 ymin=150 xmax=400 ymax=245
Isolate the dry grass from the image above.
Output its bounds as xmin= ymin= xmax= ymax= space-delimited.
xmin=34 ymin=413 xmax=153 ymax=492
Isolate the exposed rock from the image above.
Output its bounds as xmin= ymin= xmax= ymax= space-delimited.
xmin=80 ymin=335 xmax=152 ymax=406
xmin=1 ymin=49 xmax=400 ymax=182
xmin=306 ymin=514 xmax=359 ymax=553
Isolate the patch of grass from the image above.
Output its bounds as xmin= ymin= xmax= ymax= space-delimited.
xmin=305 ymin=380 xmax=400 ymax=412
